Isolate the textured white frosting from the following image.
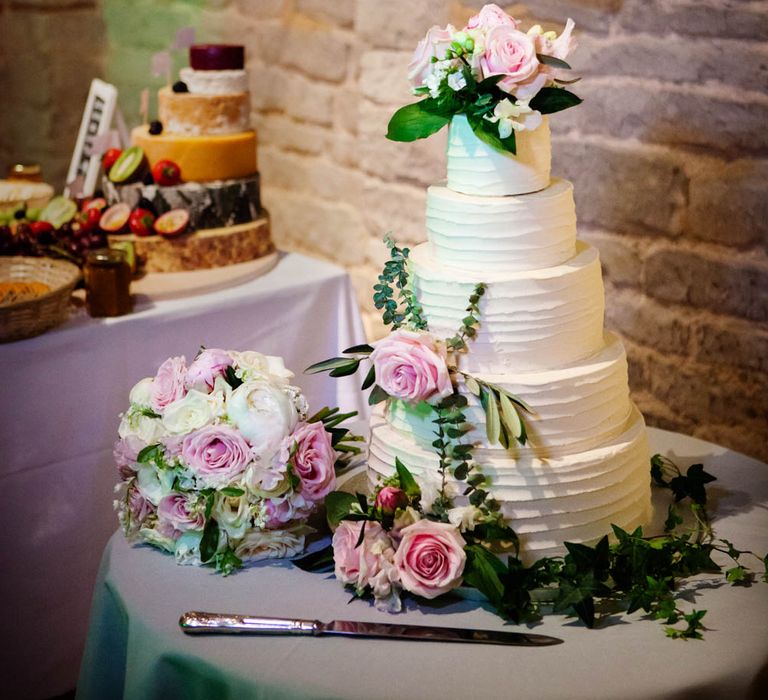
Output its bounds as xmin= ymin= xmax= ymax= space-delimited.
xmin=446 ymin=114 xmax=551 ymax=196
xmin=426 ymin=178 xmax=577 ymax=273
xmin=180 ymin=67 xmax=248 ymax=95
xmin=369 ymin=407 xmax=651 ymax=563
xmin=409 ymin=240 xmax=606 ymax=373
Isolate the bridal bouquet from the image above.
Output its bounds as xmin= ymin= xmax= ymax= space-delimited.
xmin=387 ymin=3 xmax=581 ymax=155
xmin=114 ymin=347 xmax=359 ymax=574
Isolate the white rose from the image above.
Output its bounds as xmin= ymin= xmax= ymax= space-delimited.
xmin=231 ymin=351 xmax=295 ymax=383
xmin=174 ymin=530 xmax=203 ymax=566
xmin=244 ymin=461 xmax=291 ymax=499
xmin=447 ymin=505 xmax=483 ymax=532
xmin=129 ymin=377 xmax=154 ymax=407
xmin=162 ymin=390 xmax=217 ymax=434
xmin=213 ymin=493 xmax=250 ymax=540
xmin=136 ymin=464 xmax=175 ymax=505
xmin=228 ymin=379 xmax=299 ymax=460
xmin=138 ymin=527 xmax=175 ymax=552
xmin=118 ymin=410 xmax=166 ymax=443
xmin=234 ymin=526 xmax=307 ymax=561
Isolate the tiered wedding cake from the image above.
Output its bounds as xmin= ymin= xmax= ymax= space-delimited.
xmin=368 ymin=114 xmax=652 ymax=562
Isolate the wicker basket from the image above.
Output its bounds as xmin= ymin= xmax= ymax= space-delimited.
xmin=0 ymin=256 xmax=81 ymax=342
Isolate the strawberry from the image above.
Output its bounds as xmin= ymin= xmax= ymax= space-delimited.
xmin=128 ymin=207 xmax=156 ymax=237
xmin=151 ymin=159 xmax=182 ymax=186
xmin=101 ymin=148 xmax=123 ymax=173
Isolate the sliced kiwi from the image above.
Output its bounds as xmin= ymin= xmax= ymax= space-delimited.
xmin=109 ymin=146 xmax=147 ymax=184
xmin=40 ymin=196 xmax=78 ymax=228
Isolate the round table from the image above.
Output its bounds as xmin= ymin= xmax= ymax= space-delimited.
xmin=76 ymin=429 xmax=768 ymax=700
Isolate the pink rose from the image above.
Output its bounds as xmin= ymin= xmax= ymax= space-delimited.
xmin=128 ymin=485 xmax=155 ymax=526
xmin=150 ymin=356 xmax=187 ymax=411
xmin=375 ymin=486 xmax=409 ymax=516
xmin=466 ymin=4 xmax=518 ymax=31
xmin=534 ymin=17 xmax=576 ymax=61
xmin=186 ymin=348 xmax=233 ymax=392
xmin=157 ymin=492 xmax=204 ymax=537
xmin=113 ymin=435 xmax=144 ymax=480
xmin=370 ymin=329 xmax=452 ymax=404
xmin=394 ymin=519 xmax=466 ymax=599
xmin=262 ymin=493 xmax=312 ymax=529
xmin=160 ymin=434 xmax=185 ymax=459
xmin=480 ymin=25 xmax=541 ymax=96
xmin=286 ymin=421 xmax=337 ymax=502
xmin=181 ymin=424 xmax=252 ymax=487
xmin=408 ymin=24 xmax=455 ymax=88
xmin=332 ymin=520 xmax=398 ymax=592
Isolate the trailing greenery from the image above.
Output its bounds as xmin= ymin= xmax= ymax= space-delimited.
xmin=373 ymin=236 xmax=428 ymax=330
xmin=445 ymin=283 xmax=486 ymax=353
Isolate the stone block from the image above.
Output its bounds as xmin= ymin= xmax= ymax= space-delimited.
xmin=358 ymin=50 xmax=413 ymax=105
xmin=333 ymin=87 xmax=360 ymax=134
xmin=574 ymin=34 xmax=768 ymax=94
xmin=554 ymin=81 xmax=768 ymax=155
xmin=361 ymin=178 xmax=427 ymax=245
xmin=619 ymin=0 xmax=768 ymax=41
xmin=263 ymin=186 xmax=367 ymax=266
xmin=644 ymin=248 xmax=768 ymax=321
xmin=249 ymin=64 xmax=335 ymax=125
xmin=694 ymin=317 xmax=768 ymax=374
xmin=236 ymin=0 xmax=287 ymax=18
xmin=686 ymin=159 xmax=768 ymax=249
xmin=296 ymin=0 xmax=355 ymax=27
xmin=604 ymin=289 xmax=692 ymax=357
xmin=355 ymin=0 xmax=449 ymax=50
xmin=553 ymin=139 xmax=687 ymax=235
xmin=276 ymin=21 xmax=350 ymax=83
xmin=254 ymin=114 xmax=332 ymax=155
xmin=528 ymin=0 xmax=620 ymax=33
xmin=581 ymin=229 xmax=643 ymax=288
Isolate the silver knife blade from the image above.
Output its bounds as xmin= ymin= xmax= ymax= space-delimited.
xmin=179 ymin=612 xmax=563 ymax=647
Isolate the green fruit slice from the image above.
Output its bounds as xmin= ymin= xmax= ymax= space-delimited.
xmin=110 ymin=240 xmax=136 ymax=271
xmin=154 ymin=208 xmax=190 ymax=237
xmin=108 ymin=146 xmax=146 ymax=183
xmin=40 ymin=196 xmax=78 ymax=228
xmin=99 ymin=202 xmax=131 ymax=232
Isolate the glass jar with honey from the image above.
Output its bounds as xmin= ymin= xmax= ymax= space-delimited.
xmin=84 ymin=248 xmax=132 ymax=317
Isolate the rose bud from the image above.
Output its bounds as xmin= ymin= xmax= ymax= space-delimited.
xmin=375 ymin=486 xmax=409 ymax=516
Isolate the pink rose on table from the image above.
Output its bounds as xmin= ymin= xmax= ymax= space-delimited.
xmin=480 ymin=25 xmax=541 ymax=96
xmin=157 ymin=492 xmax=204 ymax=537
xmin=128 ymin=485 xmax=156 ymax=526
xmin=466 ymin=3 xmax=518 ymax=31
xmin=186 ymin=348 xmax=233 ymax=392
xmin=286 ymin=421 xmax=337 ymax=502
xmin=181 ymin=424 xmax=252 ymax=488
xmin=370 ymin=329 xmax=452 ymax=404
xmin=394 ymin=519 xmax=466 ymax=599
xmin=262 ymin=493 xmax=312 ymax=528
xmin=333 ymin=520 xmax=398 ymax=593
xmin=375 ymin=486 xmax=409 ymax=516
xmin=150 ymin=355 xmax=187 ymax=411
xmin=113 ymin=435 xmax=144 ymax=480
xmin=408 ymin=24 xmax=456 ymax=88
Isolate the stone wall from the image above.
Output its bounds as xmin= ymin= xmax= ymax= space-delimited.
xmin=1 ymin=0 xmax=766 ymax=461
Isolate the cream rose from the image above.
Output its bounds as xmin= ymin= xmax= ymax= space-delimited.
xmin=129 ymin=377 xmax=154 ymax=407
xmin=162 ymin=389 xmax=219 ymax=435
xmin=231 ymin=351 xmax=295 ymax=383
xmin=213 ymin=493 xmax=251 ymax=540
xmin=118 ymin=409 xmax=166 ymax=444
xmin=228 ymin=379 xmax=299 ymax=460
xmin=235 ymin=526 xmax=306 ymax=561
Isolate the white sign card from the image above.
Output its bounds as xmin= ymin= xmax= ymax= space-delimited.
xmin=65 ymin=78 xmax=118 ymax=198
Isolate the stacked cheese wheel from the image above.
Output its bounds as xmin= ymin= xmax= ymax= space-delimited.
xmin=107 ymin=44 xmax=273 ymax=273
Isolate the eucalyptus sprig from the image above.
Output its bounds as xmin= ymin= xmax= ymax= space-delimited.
xmin=445 ymin=283 xmax=486 ymax=354
xmin=373 ymin=236 xmax=428 ymax=330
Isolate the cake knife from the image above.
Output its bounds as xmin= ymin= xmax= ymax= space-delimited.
xmin=179 ymin=612 xmax=563 ymax=646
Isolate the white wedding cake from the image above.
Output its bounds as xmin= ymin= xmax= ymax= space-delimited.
xmin=368 ymin=116 xmax=652 ymax=562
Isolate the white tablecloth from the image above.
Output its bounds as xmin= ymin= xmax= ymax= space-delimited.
xmin=0 ymin=252 xmax=368 ymax=700
xmin=76 ymin=429 xmax=768 ymax=700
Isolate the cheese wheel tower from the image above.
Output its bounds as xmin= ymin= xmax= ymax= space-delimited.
xmin=106 ymin=44 xmax=272 ymax=273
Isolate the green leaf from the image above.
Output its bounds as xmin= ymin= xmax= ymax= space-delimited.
xmin=529 ymin=87 xmax=582 ymax=115
xmin=213 ymin=547 xmax=242 ymax=576
xmin=219 ymin=487 xmax=245 ymax=497
xmin=292 ymin=544 xmax=336 ymax=573
xmin=325 ymin=491 xmax=358 ymax=528
xmin=361 ymin=364 xmax=376 ymax=391
xmin=467 ymin=112 xmax=517 ymax=156
xmin=726 ymin=565 xmax=747 ymax=584
xmin=498 ymin=392 xmax=522 ymax=440
xmin=368 ymin=384 xmax=389 ymax=405
xmin=200 ymin=519 xmax=220 ymax=563
xmin=395 ymin=457 xmax=421 ymax=501
xmin=343 ymin=344 xmax=374 ymax=354
xmin=329 ymin=359 xmax=361 ymax=378
xmin=224 ymin=365 xmax=243 ymax=390
xmin=137 ymin=443 xmax=162 ymax=464
xmin=386 ymin=100 xmax=451 ymax=142
xmin=483 ymin=389 xmax=501 ymax=445
xmin=305 ymin=357 xmax=358 ymax=375
xmin=536 ymin=53 xmax=572 ymax=70
xmin=464 ymin=375 xmax=481 ymax=396
xmin=463 ymin=544 xmax=506 ymax=608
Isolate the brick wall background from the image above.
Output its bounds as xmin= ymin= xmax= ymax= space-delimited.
xmin=1 ymin=0 xmax=766 ymax=461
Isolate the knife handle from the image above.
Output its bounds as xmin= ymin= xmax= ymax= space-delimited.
xmin=180 ymin=611 xmax=320 ymax=635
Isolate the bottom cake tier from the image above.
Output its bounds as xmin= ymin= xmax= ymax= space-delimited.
xmin=108 ymin=215 xmax=273 ymax=273
xmin=368 ymin=406 xmax=652 ymax=563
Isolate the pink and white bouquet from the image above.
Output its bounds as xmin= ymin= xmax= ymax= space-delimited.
xmin=114 ymin=348 xmax=359 ymax=575
xmin=387 ymin=3 xmax=580 ymax=154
